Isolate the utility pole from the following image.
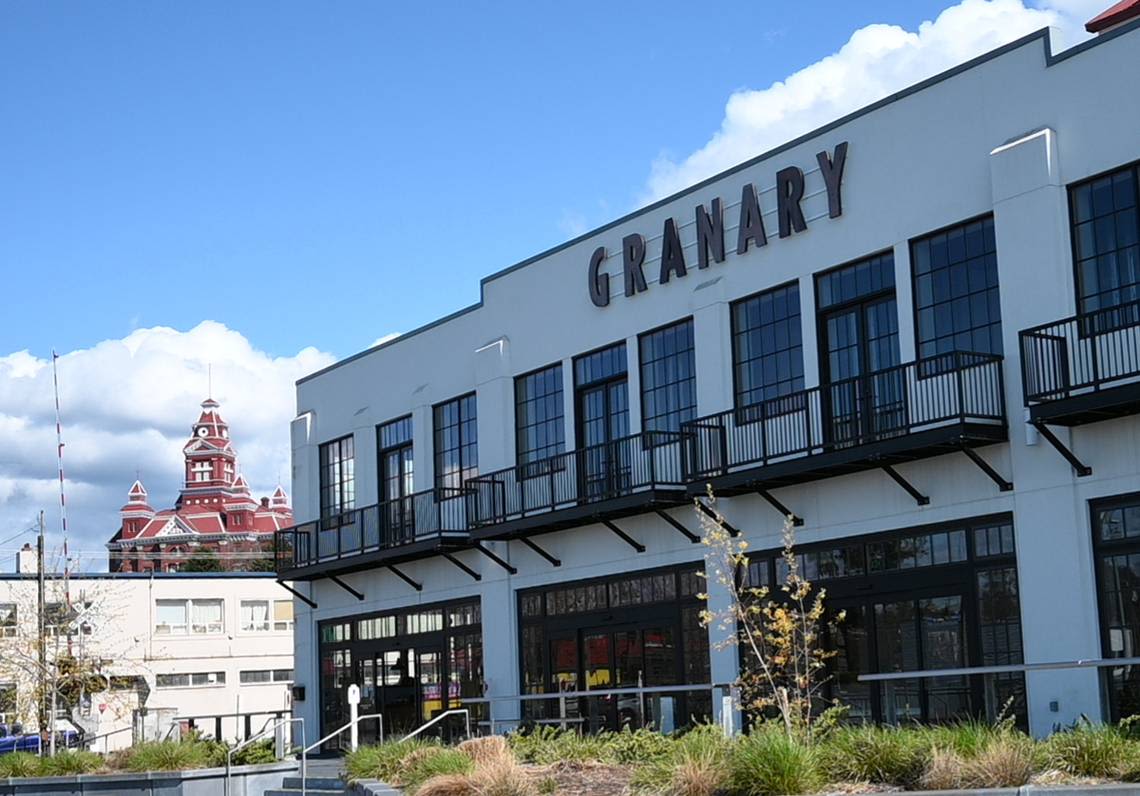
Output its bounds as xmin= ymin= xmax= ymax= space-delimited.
xmin=37 ymin=511 xmax=46 ymax=737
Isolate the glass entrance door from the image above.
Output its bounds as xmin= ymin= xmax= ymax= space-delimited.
xmin=376 ymin=649 xmax=417 ymax=736
xmin=822 ymin=295 xmax=902 ymax=444
xmin=380 ymin=444 xmax=414 ymax=544
xmin=357 ymin=657 xmax=382 ymax=745
xmin=577 ymin=380 xmax=630 ymax=499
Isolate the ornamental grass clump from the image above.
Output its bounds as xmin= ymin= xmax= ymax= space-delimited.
xmin=121 ymin=739 xmax=215 ymax=772
xmin=398 ymin=747 xmax=475 ymax=792
xmin=0 ymin=751 xmax=42 ymax=778
xmin=344 ymin=738 xmax=441 ymax=783
xmin=819 ymin=724 xmax=930 ymax=788
xmin=38 ymin=749 xmax=104 ymax=776
xmin=1043 ymin=720 xmax=1140 ymax=778
xmin=729 ymin=727 xmax=822 ymax=796
xmin=630 ymin=725 xmax=731 ymax=795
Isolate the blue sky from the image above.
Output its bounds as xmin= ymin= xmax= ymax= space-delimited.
xmin=0 ymin=0 xmax=1099 ymax=562
xmin=0 ymin=0 xmax=966 ymax=360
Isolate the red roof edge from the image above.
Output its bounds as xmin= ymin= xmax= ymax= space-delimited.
xmin=1086 ymin=0 xmax=1140 ymax=32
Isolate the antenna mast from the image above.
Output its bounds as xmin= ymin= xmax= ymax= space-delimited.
xmin=51 ymin=351 xmax=71 ymax=612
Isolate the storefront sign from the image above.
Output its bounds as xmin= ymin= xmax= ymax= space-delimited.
xmin=588 ymin=142 xmax=848 ymax=307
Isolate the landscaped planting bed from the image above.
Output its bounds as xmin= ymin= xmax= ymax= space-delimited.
xmin=0 ymin=733 xmax=277 ymax=779
xmin=344 ymin=721 xmax=1140 ymax=796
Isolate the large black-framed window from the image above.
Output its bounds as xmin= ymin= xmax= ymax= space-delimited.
xmin=749 ymin=514 xmax=1025 ymax=729
xmin=1071 ymin=163 xmax=1140 ymax=316
xmin=732 ymin=282 xmax=804 ymax=412
xmin=518 ymin=562 xmax=711 ymax=733
xmin=1092 ymin=492 xmax=1140 ymax=720
xmin=515 ymin=364 xmax=565 ymax=467
xmin=317 ymin=598 xmax=482 ymax=741
xmin=318 ymin=435 xmax=355 ymax=522
xmin=911 ymin=215 xmax=1002 ymax=360
xmin=639 ymin=319 xmax=696 ymax=435
xmin=433 ymin=393 xmax=477 ymax=491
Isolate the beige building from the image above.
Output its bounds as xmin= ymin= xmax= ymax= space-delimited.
xmin=0 ymin=558 xmax=294 ymax=750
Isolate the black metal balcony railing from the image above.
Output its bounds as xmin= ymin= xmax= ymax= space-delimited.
xmin=1020 ymin=301 xmax=1140 ymax=405
xmin=682 ymin=352 xmax=1006 ymax=482
xmin=466 ymin=430 xmax=686 ymax=530
xmin=274 ymin=487 xmax=470 ymax=572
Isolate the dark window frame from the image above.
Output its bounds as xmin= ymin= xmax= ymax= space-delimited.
xmin=747 ymin=513 xmax=1024 ymax=728
xmin=730 ymin=282 xmax=805 ymax=424
xmin=433 ymin=393 xmax=478 ymax=492
xmin=514 ymin=362 xmax=567 ymax=473
xmin=318 ymin=434 xmax=355 ymax=526
xmin=1090 ymin=491 xmax=1140 ymax=721
xmin=909 ymin=214 xmax=1003 ymax=378
xmin=1068 ymin=160 xmax=1140 ymax=325
xmin=638 ymin=317 xmax=697 ymax=437
xmin=813 ymin=248 xmax=899 ymax=386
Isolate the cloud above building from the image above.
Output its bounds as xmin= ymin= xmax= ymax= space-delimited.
xmin=0 ymin=322 xmax=334 ymax=570
xmin=641 ymin=0 xmax=1102 ymax=203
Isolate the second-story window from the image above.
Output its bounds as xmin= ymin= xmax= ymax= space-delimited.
xmin=378 ymin=416 xmax=414 ymax=539
xmin=639 ymin=319 xmax=696 ymax=435
xmin=574 ymin=342 xmax=628 ymax=449
xmin=318 ymin=435 xmax=355 ymax=521
xmin=434 ymin=394 xmax=478 ymax=491
xmin=515 ymin=364 xmax=565 ymax=467
xmin=732 ymin=282 xmax=804 ymax=413
xmin=911 ymin=216 xmax=1002 ymax=360
xmin=1071 ymin=164 xmax=1140 ymax=318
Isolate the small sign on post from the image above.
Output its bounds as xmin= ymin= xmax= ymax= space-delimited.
xmin=347 ymin=684 xmax=361 ymax=751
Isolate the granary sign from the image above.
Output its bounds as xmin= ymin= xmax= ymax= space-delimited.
xmin=588 ymin=142 xmax=848 ymax=307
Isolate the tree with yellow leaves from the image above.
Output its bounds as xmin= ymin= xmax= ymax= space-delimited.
xmin=696 ymin=488 xmax=844 ymax=744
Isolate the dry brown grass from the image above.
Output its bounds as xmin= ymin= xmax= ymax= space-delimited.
xmin=459 ymin=736 xmax=513 ymax=767
xmin=669 ymin=755 xmax=726 ymax=796
xmin=919 ymin=747 xmax=965 ymax=791
xmin=964 ymin=736 xmax=1036 ymax=788
xmin=471 ymin=756 xmax=539 ymax=796
xmin=415 ymin=773 xmax=480 ymax=796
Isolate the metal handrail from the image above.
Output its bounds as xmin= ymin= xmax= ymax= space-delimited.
xmin=225 ymin=716 xmax=305 ymax=796
xmin=78 ymin=724 xmax=133 ymax=752
xmin=302 ymin=712 xmax=385 ymax=756
xmin=402 ymin=709 xmax=470 ymax=742
xmin=858 ymin=655 xmax=1140 ymax=681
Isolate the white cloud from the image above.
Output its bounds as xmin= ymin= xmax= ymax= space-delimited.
xmin=0 ymin=322 xmax=335 ymax=570
xmin=641 ymin=0 xmax=1098 ymax=203
xmin=371 ymin=332 xmax=401 ymax=348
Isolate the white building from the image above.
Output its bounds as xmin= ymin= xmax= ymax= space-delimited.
xmin=277 ymin=11 xmax=1140 ymax=739
xmin=0 ymin=561 xmax=295 ymax=749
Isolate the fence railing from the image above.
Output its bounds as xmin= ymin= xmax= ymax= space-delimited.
xmin=275 ymin=487 xmax=470 ymax=570
xmin=1020 ymin=300 xmax=1140 ymax=404
xmin=466 ymin=430 xmax=686 ymax=528
xmin=682 ymin=352 xmax=1005 ymax=480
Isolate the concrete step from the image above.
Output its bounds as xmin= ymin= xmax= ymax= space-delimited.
xmin=264 ymin=790 xmax=346 ymax=796
xmin=282 ymin=776 xmax=347 ymax=790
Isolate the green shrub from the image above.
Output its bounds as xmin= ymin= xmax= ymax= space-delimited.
xmin=231 ymin=738 xmax=276 ymax=765
xmin=1043 ymin=721 xmax=1140 ymax=778
xmin=599 ymin=727 xmax=675 ymax=764
xmin=398 ymin=747 xmax=473 ymax=792
xmin=39 ymin=749 xmax=104 ymax=776
xmin=0 ymin=752 xmax=42 ymax=778
xmin=344 ymin=738 xmax=440 ymax=782
xmin=630 ymin=725 xmax=731 ymax=795
xmin=122 ymin=739 xmax=214 ymax=772
xmin=818 ymin=725 xmax=929 ymax=787
xmin=507 ymin=727 xmax=609 ymax=765
xmin=729 ymin=728 xmax=822 ymax=796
